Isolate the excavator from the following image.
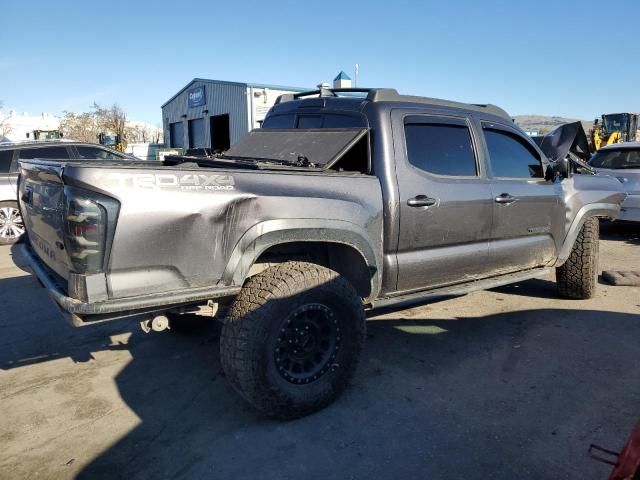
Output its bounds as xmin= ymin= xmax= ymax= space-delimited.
xmin=591 ymin=113 xmax=640 ymax=151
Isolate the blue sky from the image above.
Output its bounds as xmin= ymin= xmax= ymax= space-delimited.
xmin=2 ymin=0 xmax=639 ymax=124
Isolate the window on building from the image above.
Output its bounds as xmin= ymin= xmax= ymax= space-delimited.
xmin=484 ymin=128 xmax=543 ymax=178
xmin=404 ymin=122 xmax=477 ymax=176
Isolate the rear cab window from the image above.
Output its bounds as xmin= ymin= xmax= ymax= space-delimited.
xmin=482 ymin=124 xmax=544 ymax=178
xmin=403 ymin=116 xmax=478 ymax=177
xmin=262 ymin=111 xmax=370 ymax=174
xmin=262 ymin=112 xmax=367 ymax=129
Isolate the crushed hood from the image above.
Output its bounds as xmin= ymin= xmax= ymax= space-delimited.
xmin=532 ymin=122 xmax=591 ymax=163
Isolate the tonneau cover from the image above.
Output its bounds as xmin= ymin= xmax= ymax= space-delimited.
xmin=224 ymin=128 xmax=368 ymax=168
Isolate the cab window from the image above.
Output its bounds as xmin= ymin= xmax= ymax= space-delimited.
xmin=404 ymin=122 xmax=477 ymax=176
xmin=484 ymin=128 xmax=543 ymax=178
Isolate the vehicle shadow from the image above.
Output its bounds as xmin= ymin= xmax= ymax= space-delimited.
xmin=490 ymin=277 xmax=559 ymax=299
xmin=73 ymin=307 xmax=640 ymax=480
xmin=600 ymin=221 xmax=640 ymax=246
xmin=1 ymin=247 xmax=636 ymax=480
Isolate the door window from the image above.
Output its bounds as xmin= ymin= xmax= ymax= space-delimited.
xmin=484 ymin=128 xmax=543 ymax=178
xmin=0 ymin=150 xmax=14 ymax=173
xmin=18 ymin=146 xmax=70 ymax=160
xmin=404 ymin=122 xmax=477 ymax=176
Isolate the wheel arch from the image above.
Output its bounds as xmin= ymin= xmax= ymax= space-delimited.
xmin=221 ymin=219 xmax=381 ymax=301
xmin=553 ymin=202 xmax=618 ymax=267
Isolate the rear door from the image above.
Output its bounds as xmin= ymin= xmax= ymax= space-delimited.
xmin=392 ymin=110 xmax=494 ymax=293
xmin=480 ymin=121 xmax=563 ymax=272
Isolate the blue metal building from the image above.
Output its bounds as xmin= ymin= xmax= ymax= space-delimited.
xmin=161 ymin=78 xmax=307 ymax=150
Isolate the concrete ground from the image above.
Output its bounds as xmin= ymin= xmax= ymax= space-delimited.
xmin=1 ymin=224 xmax=639 ymax=480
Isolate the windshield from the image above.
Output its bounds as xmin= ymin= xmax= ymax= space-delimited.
xmin=602 ymin=114 xmax=628 ymax=135
xmin=590 ymin=149 xmax=640 ymax=169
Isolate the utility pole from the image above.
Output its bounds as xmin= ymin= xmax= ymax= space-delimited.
xmin=355 ymin=64 xmax=359 ymax=87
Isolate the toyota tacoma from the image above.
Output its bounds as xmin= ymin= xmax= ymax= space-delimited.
xmin=18 ymin=88 xmax=625 ymax=418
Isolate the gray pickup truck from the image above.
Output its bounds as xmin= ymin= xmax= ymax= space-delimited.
xmin=18 ymin=88 xmax=625 ymax=418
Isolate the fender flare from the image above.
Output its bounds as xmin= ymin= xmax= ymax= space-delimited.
xmin=553 ymin=202 xmax=620 ymax=267
xmin=221 ymin=219 xmax=382 ymax=299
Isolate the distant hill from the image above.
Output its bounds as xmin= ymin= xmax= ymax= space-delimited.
xmin=514 ymin=115 xmax=593 ymax=135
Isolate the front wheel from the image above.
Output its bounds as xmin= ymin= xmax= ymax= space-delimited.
xmin=0 ymin=201 xmax=25 ymax=245
xmin=556 ymin=216 xmax=599 ymax=299
xmin=220 ymin=261 xmax=366 ymax=419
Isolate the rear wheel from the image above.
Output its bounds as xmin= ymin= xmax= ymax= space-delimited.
xmin=220 ymin=261 xmax=365 ymax=419
xmin=0 ymin=201 xmax=24 ymax=245
xmin=556 ymin=216 xmax=599 ymax=299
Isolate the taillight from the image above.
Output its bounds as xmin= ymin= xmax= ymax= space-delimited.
xmin=63 ymin=187 xmax=119 ymax=274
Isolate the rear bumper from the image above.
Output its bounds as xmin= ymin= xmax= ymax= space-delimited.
xmin=24 ymin=246 xmax=240 ymax=326
xmin=616 ymin=194 xmax=640 ymax=223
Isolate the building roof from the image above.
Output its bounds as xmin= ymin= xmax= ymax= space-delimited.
xmin=334 ymin=71 xmax=351 ymax=81
xmin=161 ymin=78 xmax=309 ymax=108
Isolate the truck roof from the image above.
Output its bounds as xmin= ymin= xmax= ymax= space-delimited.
xmin=274 ymin=88 xmax=511 ymax=121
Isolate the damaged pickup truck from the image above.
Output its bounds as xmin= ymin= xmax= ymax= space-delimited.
xmin=18 ymin=88 xmax=625 ymax=418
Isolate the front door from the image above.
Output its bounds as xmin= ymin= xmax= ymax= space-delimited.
xmin=481 ymin=121 xmax=564 ymax=273
xmin=393 ymin=111 xmax=494 ymax=293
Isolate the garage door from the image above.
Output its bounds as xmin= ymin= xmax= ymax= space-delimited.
xmin=188 ymin=118 xmax=205 ymax=148
xmin=170 ymin=122 xmax=184 ymax=148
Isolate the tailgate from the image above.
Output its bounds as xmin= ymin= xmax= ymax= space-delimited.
xmin=18 ymin=161 xmax=71 ymax=280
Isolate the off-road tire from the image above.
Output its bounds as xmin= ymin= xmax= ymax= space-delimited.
xmin=220 ymin=261 xmax=366 ymax=419
xmin=556 ymin=216 xmax=599 ymax=299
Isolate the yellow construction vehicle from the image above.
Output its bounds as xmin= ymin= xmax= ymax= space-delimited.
xmin=28 ymin=129 xmax=62 ymax=140
xmin=97 ymin=132 xmax=125 ymax=152
xmin=591 ymin=113 xmax=640 ymax=150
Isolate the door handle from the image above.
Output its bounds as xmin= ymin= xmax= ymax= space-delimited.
xmin=407 ymin=195 xmax=437 ymax=207
xmin=494 ymin=193 xmax=517 ymax=204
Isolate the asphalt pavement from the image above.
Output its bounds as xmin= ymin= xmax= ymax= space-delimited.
xmin=1 ymin=224 xmax=639 ymax=479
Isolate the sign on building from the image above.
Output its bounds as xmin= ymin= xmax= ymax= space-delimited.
xmin=187 ymin=86 xmax=206 ymax=108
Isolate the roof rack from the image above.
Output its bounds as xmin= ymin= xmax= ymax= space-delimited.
xmin=275 ymin=88 xmax=511 ymax=120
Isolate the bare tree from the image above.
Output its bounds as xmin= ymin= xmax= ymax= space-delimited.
xmin=59 ymin=110 xmax=99 ymax=143
xmin=59 ymin=102 xmax=160 ymax=146
xmin=0 ymin=101 xmax=12 ymax=138
xmin=125 ymin=123 xmax=163 ymax=144
xmin=92 ymin=102 xmax=127 ymax=144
